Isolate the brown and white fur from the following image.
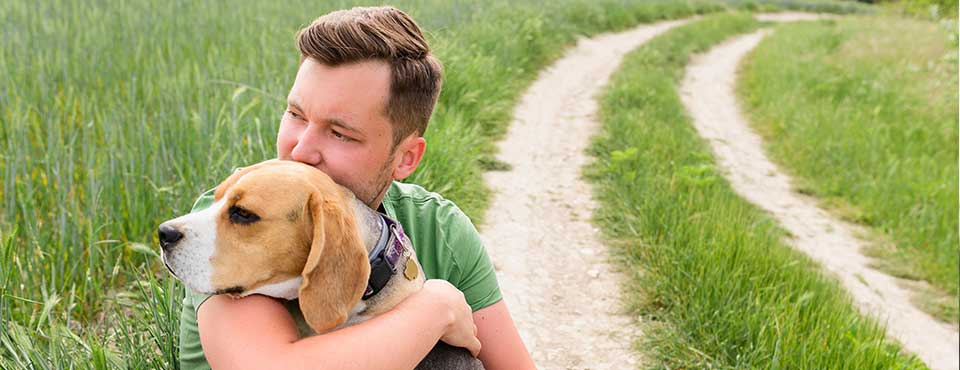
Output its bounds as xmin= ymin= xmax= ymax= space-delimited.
xmin=158 ymin=159 xmax=482 ymax=369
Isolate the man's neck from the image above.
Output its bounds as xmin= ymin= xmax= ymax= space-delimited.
xmin=369 ymin=181 xmax=394 ymax=213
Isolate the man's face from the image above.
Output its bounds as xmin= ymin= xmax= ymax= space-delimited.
xmin=278 ymin=59 xmax=398 ymax=206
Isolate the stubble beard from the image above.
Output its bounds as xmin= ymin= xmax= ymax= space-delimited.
xmin=357 ymin=150 xmax=397 ymax=208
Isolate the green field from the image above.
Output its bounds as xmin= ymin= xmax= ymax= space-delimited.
xmin=739 ymin=16 xmax=959 ymax=322
xmin=589 ymin=13 xmax=924 ymax=369
xmin=5 ymin=0 xmax=943 ymax=368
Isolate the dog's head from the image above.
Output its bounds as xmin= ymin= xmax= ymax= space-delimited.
xmin=159 ymin=159 xmax=370 ymax=332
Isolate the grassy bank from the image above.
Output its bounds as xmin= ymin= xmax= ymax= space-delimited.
xmin=738 ymin=16 xmax=958 ymax=322
xmin=589 ymin=13 xmax=924 ymax=368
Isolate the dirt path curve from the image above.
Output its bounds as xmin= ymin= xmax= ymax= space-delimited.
xmin=479 ymin=18 xmax=692 ymax=369
xmin=679 ymin=15 xmax=960 ymax=370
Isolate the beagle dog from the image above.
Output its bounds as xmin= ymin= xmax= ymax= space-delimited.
xmin=158 ymin=159 xmax=482 ymax=370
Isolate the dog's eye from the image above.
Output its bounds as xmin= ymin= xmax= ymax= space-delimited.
xmin=229 ymin=206 xmax=260 ymax=225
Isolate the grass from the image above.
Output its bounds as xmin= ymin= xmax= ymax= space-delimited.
xmin=879 ymin=0 xmax=958 ymax=20
xmin=738 ymin=15 xmax=959 ymax=323
xmin=589 ymin=13 xmax=925 ymax=368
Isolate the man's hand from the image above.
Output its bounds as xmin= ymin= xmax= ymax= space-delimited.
xmin=408 ymin=279 xmax=481 ymax=357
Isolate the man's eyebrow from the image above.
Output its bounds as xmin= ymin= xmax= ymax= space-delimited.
xmin=286 ymin=97 xmax=363 ymax=136
xmin=324 ymin=117 xmax=363 ymax=135
xmin=286 ymin=98 xmax=303 ymax=112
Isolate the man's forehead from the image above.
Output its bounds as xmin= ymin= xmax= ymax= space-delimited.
xmin=291 ymin=59 xmax=391 ymax=96
xmin=286 ymin=59 xmax=393 ymax=133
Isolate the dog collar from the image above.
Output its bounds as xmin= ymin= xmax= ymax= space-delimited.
xmin=363 ymin=214 xmax=407 ymax=300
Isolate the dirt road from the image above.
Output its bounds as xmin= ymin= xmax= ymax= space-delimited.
xmin=679 ymin=18 xmax=960 ymax=370
xmin=480 ymin=18 xmax=692 ymax=370
xmin=479 ymin=12 xmax=959 ymax=370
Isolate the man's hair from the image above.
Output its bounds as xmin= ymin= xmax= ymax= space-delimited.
xmin=296 ymin=6 xmax=443 ymax=147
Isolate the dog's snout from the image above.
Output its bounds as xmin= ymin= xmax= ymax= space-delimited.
xmin=158 ymin=223 xmax=184 ymax=251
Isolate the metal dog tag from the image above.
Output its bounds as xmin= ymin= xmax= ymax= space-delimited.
xmin=404 ymin=258 xmax=418 ymax=280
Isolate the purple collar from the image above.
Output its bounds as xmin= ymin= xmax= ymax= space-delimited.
xmin=363 ymin=214 xmax=407 ymax=300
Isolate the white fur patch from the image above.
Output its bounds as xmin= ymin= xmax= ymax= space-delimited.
xmin=244 ymin=276 xmax=303 ymax=300
xmin=160 ymin=200 xmax=223 ymax=294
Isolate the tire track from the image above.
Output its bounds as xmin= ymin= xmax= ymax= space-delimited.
xmin=479 ymin=18 xmax=692 ymax=370
xmin=678 ymin=19 xmax=960 ymax=370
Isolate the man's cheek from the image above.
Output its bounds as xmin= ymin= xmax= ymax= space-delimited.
xmin=276 ymin=130 xmax=295 ymax=157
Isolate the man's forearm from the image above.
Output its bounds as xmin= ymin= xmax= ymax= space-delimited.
xmin=473 ymin=300 xmax=536 ymax=370
xmin=200 ymin=281 xmax=478 ymax=370
xmin=284 ymin=293 xmax=451 ymax=370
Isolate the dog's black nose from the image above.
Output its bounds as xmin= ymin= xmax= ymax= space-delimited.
xmin=158 ymin=223 xmax=183 ymax=251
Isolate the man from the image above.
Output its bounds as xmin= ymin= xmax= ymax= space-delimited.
xmin=177 ymin=6 xmax=536 ymax=370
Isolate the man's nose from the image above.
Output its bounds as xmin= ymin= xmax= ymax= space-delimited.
xmin=158 ymin=223 xmax=183 ymax=252
xmin=290 ymin=129 xmax=323 ymax=166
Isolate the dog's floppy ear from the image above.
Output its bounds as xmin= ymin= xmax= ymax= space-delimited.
xmin=299 ymin=190 xmax=370 ymax=333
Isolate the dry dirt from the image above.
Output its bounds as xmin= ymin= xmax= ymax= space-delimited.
xmin=480 ymin=18 xmax=693 ymax=370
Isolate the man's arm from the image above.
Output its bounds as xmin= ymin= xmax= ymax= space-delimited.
xmin=198 ymin=280 xmax=479 ymax=370
xmin=474 ymin=300 xmax=537 ymax=370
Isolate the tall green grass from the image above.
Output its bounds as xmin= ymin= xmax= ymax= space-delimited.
xmin=738 ymin=16 xmax=958 ymax=322
xmin=589 ymin=13 xmax=924 ymax=368
xmin=879 ymin=0 xmax=958 ymax=20
xmin=725 ymin=0 xmax=873 ymax=13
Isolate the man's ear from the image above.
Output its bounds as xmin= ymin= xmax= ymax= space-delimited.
xmin=391 ymin=135 xmax=426 ymax=180
xmin=298 ymin=191 xmax=370 ymax=333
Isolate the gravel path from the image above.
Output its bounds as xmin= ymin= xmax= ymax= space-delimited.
xmin=479 ymin=18 xmax=692 ymax=370
xmin=678 ymin=17 xmax=960 ymax=370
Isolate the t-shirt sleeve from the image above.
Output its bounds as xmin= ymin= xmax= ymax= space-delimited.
xmin=179 ymin=290 xmax=213 ymax=370
xmin=190 ymin=187 xmax=217 ymax=214
xmin=441 ymin=206 xmax=502 ymax=311
xmin=384 ymin=183 xmax=504 ymax=312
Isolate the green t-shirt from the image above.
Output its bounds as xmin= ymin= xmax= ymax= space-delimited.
xmin=178 ymin=181 xmax=501 ymax=369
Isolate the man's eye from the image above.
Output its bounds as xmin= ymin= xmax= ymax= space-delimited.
xmin=286 ymin=110 xmax=302 ymax=120
xmin=229 ymin=206 xmax=260 ymax=224
xmin=332 ymin=130 xmax=351 ymax=142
